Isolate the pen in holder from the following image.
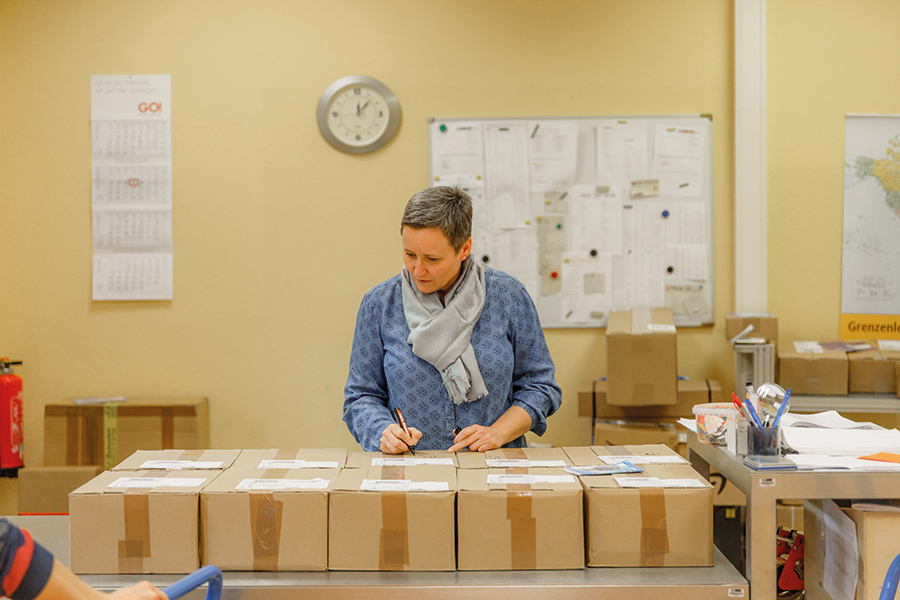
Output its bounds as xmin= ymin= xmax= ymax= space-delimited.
xmin=747 ymin=425 xmax=781 ymax=457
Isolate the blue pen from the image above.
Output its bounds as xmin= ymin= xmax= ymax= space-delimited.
xmin=743 ymin=398 xmax=764 ymax=427
xmin=772 ymin=389 xmax=792 ymax=428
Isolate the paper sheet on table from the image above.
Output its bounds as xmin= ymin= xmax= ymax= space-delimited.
xmin=652 ymin=125 xmax=705 ymax=198
xmin=560 ymin=251 xmax=612 ymax=323
xmin=824 ymin=499 xmax=858 ymax=600
xmin=783 ymin=428 xmax=900 ymax=456
xmin=780 ymin=411 xmax=883 ymax=430
xmin=566 ymin=185 xmax=623 ymax=255
xmin=787 ymin=454 xmax=900 ymax=470
xmin=528 ymin=120 xmax=578 ymax=193
xmin=483 ymin=121 xmax=531 ymax=228
xmin=677 ymin=418 xmax=697 ymax=433
xmin=596 ymin=119 xmax=648 ymax=187
xmin=430 ymin=121 xmax=484 ymax=177
xmin=859 ymin=452 xmax=900 ymax=463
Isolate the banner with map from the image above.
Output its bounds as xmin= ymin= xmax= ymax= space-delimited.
xmin=841 ymin=115 xmax=900 ymax=340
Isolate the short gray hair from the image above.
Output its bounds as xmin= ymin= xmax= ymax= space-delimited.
xmin=400 ymin=186 xmax=472 ymax=252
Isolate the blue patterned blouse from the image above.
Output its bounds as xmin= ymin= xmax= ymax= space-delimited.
xmin=343 ymin=267 xmax=562 ymax=451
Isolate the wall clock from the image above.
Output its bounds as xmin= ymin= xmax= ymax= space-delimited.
xmin=316 ymin=75 xmax=400 ymax=154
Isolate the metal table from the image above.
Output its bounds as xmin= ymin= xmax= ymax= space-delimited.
xmin=7 ymin=515 xmax=747 ymax=600
xmin=688 ymin=436 xmax=900 ymax=600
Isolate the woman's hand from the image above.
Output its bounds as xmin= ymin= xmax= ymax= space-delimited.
xmin=108 ymin=582 xmax=167 ymax=600
xmin=448 ymin=424 xmax=503 ymax=453
xmin=380 ymin=423 xmax=422 ymax=454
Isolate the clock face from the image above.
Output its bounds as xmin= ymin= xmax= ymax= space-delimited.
xmin=317 ymin=76 xmax=400 ymax=154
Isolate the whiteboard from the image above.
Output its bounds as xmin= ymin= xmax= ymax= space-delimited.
xmin=427 ymin=115 xmax=714 ymax=328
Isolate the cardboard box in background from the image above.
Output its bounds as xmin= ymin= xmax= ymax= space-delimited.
xmin=0 ymin=476 xmax=18 ymax=515
xmin=847 ymin=343 xmax=898 ymax=394
xmin=578 ymin=379 xmax=722 ymax=419
xmin=726 ymin=313 xmax=778 ymax=341
xmin=69 ymin=470 xmax=219 ymax=574
xmin=606 ymin=308 xmax=678 ymax=406
xmin=328 ymin=465 xmax=456 ymax=571
xmin=455 ymin=447 xmax=572 ymax=469
xmin=777 ymin=342 xmax=849 ymax=395
xmin=113 ymin=449 xmax=239 ymax=471
xmin=456 ymin=468 xmax=583 ymax=570
xmin=201 ymin=468 xmax=338 ymax=571
xmin=344 ymin=450 xmax=458 ymax=469
xmin=44 ymin=397 xmax=209 ymax=467
xmin=231 ymin=448 xmax=348 ymax=471
xmin=578 ymin=462 xmax=713 ymax=567
xmin=591 ymin=420 xmax=685 ymax=458
xmin=776 ymin=501 xmax=803 ymax=531
xmin=805 ymin=500 xmax=900 ymax=600
xmin=18 ymin=466 xmax=102 ymax=514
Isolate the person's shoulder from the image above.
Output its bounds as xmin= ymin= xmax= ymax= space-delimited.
xmin=484 ymin=266 xmax=528 ymax=294
xmin=361 ymin=274 xmax=402 ymax=303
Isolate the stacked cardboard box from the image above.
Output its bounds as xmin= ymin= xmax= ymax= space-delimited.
xmin=606 ymin=308 xmax=678 ymax=406
xmin=18 ymin=466 xmax=103 ymax=514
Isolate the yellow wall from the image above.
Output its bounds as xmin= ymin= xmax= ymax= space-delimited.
xmin=768 ymin=0 xmax=900 ymax=341
xmin=1 ymin=0 xmax=738 ymax=462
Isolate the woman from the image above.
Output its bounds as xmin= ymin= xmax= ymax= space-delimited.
xmin=343 ymin=186 xmax=561 ymax=453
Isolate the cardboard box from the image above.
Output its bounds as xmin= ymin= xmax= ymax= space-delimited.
xmin=457 ymin=468 xmax=584 ymax=570
xmin=726 ymin=313 xmax=778 ymax=341
xmin=805 ymin=500 xmax=900 ymax=600
xmin=848 ymin=344 xmax=898 ymax=394
xmin=69 ymin=470 xmax=219 ymax=574
xmin=563 ymin=444 xmax=686 ymax=467
xmin=606 ymin=308 xmax=678 ymax=406
xmin=44 ymin=397 xmax=209 ymax=467
xmin=344 ymin=450 xmax=458 ymax=469
xmin=0 ymin=476 xmax=18 ymax=515
xmin=455 ymin=447 xmax=572 ymax=469
xmin=776 ymin=501 xmax=803 ymax=531
xmin=578 ymin=379 xmax=722 ymax=419
xmin=231 ymin=448 xmax=348 ymax=471
xmin=577 ymin=461 xmax=713 ymax=567
xmin=200 ymin=467 xmax=338 ymax=571
xmin=328 ymin=465 xmax=456 ymax=571
xmin=18 ymin=466 xmax=103 ymax=514
xmin=777 ymin=342 xmax=849 ymax=395
xmin=592 ymin=420 xmax=678 ymax=452
xmin=112 ymin=449 xmax=240 ymax=471
xmin=708 ymin=467 xmax=746 ymax=506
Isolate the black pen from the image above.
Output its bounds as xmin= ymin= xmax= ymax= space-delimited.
xmin=392 ymin=407 xmax=416 ymax=454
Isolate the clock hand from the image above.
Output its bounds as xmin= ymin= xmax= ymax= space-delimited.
xmin=359 ymin=100 xmax=370 ymax=112
xmin=356 ymin=101 xmax=361 ymax=115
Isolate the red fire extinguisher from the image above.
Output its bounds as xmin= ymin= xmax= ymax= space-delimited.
xmin=0 ymin=358 xmax=24 ymax=473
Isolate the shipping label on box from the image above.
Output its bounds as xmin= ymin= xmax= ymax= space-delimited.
xmin=231 ymin=448 xmax=348 ymax=471
xmin=69 ymin=470 xmax=219 ymax=574
xmin=113 ymin=449 xmax=240 ymax=471
xmin=18 ymin=466 xmax=103 ymax=515
xmin=563 ymin=444 xmax=689 ymax=468
xmin=328 ymin=465 xmax=457 ymax=571
xmin=200 ymin=467 xmax=338 ymax=571
xmin=344 ymin=450 xmax=458 ymax=469
xmin=457 ymin=468 xmax=584 ymax=570
xmin=455 ymin=446 xmax=572 ymax=469
xmin=778 ymin=342 xmax=849 ymax=395
xmin=606 ymin=308 xmax=678 ymax=406
xmin=44 ymin=397 xmax=209 ymax=467
xmin=579 ymin=463 xmax=713 ymax=567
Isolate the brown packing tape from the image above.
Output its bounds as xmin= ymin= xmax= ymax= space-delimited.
xmin=249 ymin=492 xmax=283 ymax=571
xmin=161 ymin=407 xmax=175 ymax=449
xmin=275 ymin=449 xmax=299 ymax=461
xmin=638 ymin=487 xmax=670 ymax=566
xmin=66 ymin=407 xmax=80 ymax=466
xmin=177 ymin=449 xmax=206 ymax=461
xmin=118 ymin=492 xmax=151 ymax=573
xmin=596 ymin=446 xmax=632 ymax=456
xmin=506 ymin=467 xmax=537 ymax=570
xmin=379 ymin=465 xmax=409 ymax=570
xmin=501 ymin=448 xmax=528 ymax=460
xmin=117 ymin=406 xmax=196 ymax=418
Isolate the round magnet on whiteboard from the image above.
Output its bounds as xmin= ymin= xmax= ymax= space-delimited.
xmin=481 ymin=255 xmax=490 ymax=263
xmin=434 ymin=176 xmax=440 ymax=181
xmin=590 ymin=249 xmax=597 ymax=257
xmin=667 ymin=266 xmax=674 ymax=273
xmin=564 ymin=257 xmax=570 ymax=263
xmin=439 ymin=124 xmax=447 ymax=132
xmin=662 ymin=210 xmax=669 ymax=218
xmin=545 ymin=198 xmax=551 ymax=205
xmin=526 ymin=219 xmax=532 ymax=225
xmin=476 ymin=174 xmax=482 ymax=179
xmin=556 ymin=223 xmax=562 ymax=229
xmin=551 ymin=271 xmax=559 ymax=279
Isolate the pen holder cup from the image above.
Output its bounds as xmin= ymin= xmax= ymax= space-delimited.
xmin=747 ymin=426 xmax=781 ymax=456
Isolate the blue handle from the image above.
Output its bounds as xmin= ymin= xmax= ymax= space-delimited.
xmin=164 ymin=565 xmax=223 ymax=600
xmin=743 ymin=399 xmax=764 ymax=427
xmin=879 ymin=552 xmax=900 ymax=600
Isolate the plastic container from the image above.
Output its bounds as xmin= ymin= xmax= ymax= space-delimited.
xmin=692 ymin=403 xmax=737 ymax=446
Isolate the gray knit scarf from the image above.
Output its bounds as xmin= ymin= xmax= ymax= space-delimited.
xmin=400 ymin=257 xmax=488 ymax=405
